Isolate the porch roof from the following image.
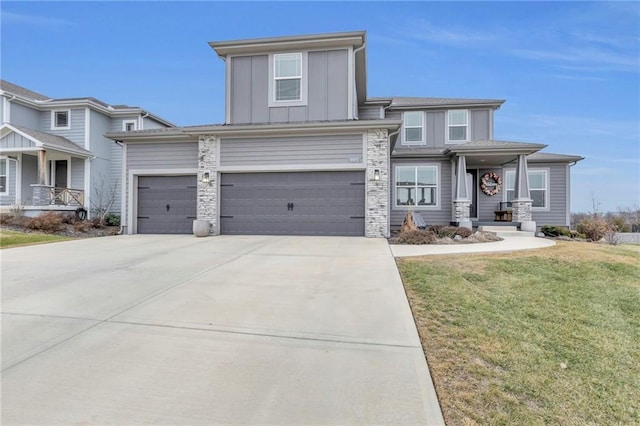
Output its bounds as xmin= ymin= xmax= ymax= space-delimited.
xmin=0 ymin=124 xmax=93 ymax=157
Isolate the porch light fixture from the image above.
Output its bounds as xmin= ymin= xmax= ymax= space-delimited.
xmin=201 ymin=172 xmax=211 ymax=184
xmin=373 ymin=169 xmax=381 ymax=181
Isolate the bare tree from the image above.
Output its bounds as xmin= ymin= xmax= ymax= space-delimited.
xmin=91 ymin=174 xmax=119 ymax=224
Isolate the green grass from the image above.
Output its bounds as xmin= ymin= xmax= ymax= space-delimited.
xmin=398 ymin=241 xmax=640 ymax=425
xmin=0 ymin=230 xmax=72 ymax=248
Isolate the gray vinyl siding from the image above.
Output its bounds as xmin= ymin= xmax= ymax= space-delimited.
xmin=219 ymin=134 xmax=363 ymax=167
xmin=124 ymin=141 xmax=198 ymax=227
xmin=21 ymin=154 xmax=37 ymax=205
xmin=390 ymin=159 xmax=452 ymax=228
xmin=229 ymin=49 xmax=350 ymax=124
xmin=0 ymin=132 xmax=36 ymax=149
xmin=526 ymin=163 xmax=569 ymax=226
xmin=109 ymin=115 xmax=139 ymax=132
xmin=89 ymin=110 xmax=114 ymax=213
xmin=10 ymin=103 xmax=41 ymax=129
xmin=470 ymin=110 xmax=490 ymax=140
xmin=142 ymin=117 xmax=167 ymax=130
xmin=0 ymin=158 xmax=17 ymax=206
xmin=358 ymin=105 xmax=382 ymax=120
xmin=70 ymin=157 xmax=84 ymax=190
xmin=41 ymin=108 xmax=86 ymax=148
xmin=0 ymin=97 xmax=3 ymax=122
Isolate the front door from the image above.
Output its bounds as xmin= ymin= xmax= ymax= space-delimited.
xmin=55 ymin=160 xmax=67 ymax=188
xmin=466 ymin=171 xmax=477 ymax=219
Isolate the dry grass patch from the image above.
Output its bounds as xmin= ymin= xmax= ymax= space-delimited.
xmin=398 ymin=241 xmax=640 ymax=425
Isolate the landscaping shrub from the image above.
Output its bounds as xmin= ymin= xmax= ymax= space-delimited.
xmin=395 ymin=230 xmax=438 ymax=245
xmin=428 ymin=225 xmax=472 ymax=239
xmin=0 ymin=213 xmax=12 ymax=225
xmin=27 ymin=212 xmax=64 ymax=233
xmin=73 ymin=221 xmax=93 ymax=233
xmin=104 ymin=213 xmax=120 ymax=227
xmin=90 ymin=217 xmax=104 ymax=228
xmin=577 ymin=217 xmax=614 ymax=241
xmin=541 ymin=225 xmax=572 ymax=238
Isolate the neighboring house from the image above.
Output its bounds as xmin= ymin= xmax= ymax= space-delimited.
xmin=106 ymin=31 xmax=583 ymax=237
xmin=0 ymin=80 xmax=174 ymax=217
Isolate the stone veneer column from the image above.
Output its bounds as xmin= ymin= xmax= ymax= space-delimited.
xmin=512 ymin=200 xmax=535 ymax=231
xmin=30 ymin=184 xmax=52 ymax=206
xmin=365 ymin=129 xmax=390 ymax=238
xmin=198 ymin=135 xmax=218 ymax=235
xmin=454 ymin=200 xmax=472 ymax=228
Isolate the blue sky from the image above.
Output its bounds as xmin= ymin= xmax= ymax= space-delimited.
xmin=2 ymin=1 xmax=639 ymax=213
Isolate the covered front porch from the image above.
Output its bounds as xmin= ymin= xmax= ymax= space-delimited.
xmin=0 ymin=124 xmax=92 ymax=215
xmin=450 ymin=140 xmax=547 ymax=232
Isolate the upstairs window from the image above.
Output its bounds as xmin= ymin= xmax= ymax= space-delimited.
xmin=395 ymin=165 xmax=439 ymax=207
xmin=52 ymin=110 xmax=70 ymax=130
xmin=505 ymin=169 xmax=548 ymax=208
xmin=447 ymin=109 xmax=468 ymax=142
xmin=0 ymin=158 xmax=7 ymax=194
xmin=123 ymin=120 xmax=137 ymax=131
xmin=274 ymin=53 xmax=302 ymax=102
xmin=403 ymin=111 xmax=425 ymax=144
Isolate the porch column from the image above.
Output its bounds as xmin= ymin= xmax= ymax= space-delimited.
xmin=30 ymin=149 xmax=51 ymax=206
xmin=453 ymin=155 xmax=472 ymax=229
xmin=512 ymin=154 xmax=536 ymax=232
xmin=38 ymin=149 xmax=47 ymax=185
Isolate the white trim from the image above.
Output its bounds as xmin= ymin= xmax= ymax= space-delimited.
xmin=127 ymin=168 xmax=198 ymax=234
xmin=268 ymin=52 xmax=308 ymax=107
xmin=446 ymin=109 xmax=469 ymax=144
xmin=393 ymin=163 xmax=441 ymax=210
xmin=225 ymin=58 xmax=231 ymax=124
xmin=402 ymin=111 xmax=426 ymax=145
xmin=2 ymin=96 xmax=10 ymax=123
xmin=51 ymin=109 xmax=71 ymax=130
xmin=16 ymin=153 xmax=22 ymax=203
xmin=84 ymin=108 xmax=91 ymax=150
xmin=120 ymin=143 xmax=127 ymax=230
xmin=122 ymin=120 xmax=137 ymax=132
xmin=489 ymin=108 xmax=494 ymax=140
xmin=0 ymin=156 xmax=9 ymax=195
xmin=84 ymin=157 xmax=91 ymax=212
xmin=565 ymin=164 xmax=571 ymax=227
xmin=503 ymin=167 xmax=550 ymax=211
xmin=347 ymin=46 xmax=354 ymax=120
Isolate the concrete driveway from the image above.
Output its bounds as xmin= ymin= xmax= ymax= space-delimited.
xmin=1 ymin=235 xmax=444 ymax=425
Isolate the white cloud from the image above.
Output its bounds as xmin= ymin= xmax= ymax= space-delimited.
xmin=2 ymin=11 xmax=73 ymax=27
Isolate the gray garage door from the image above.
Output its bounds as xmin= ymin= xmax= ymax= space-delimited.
xmin=220 ymin=171 xmax=365 ymax=236
xmin=137 ymin=175 xmax=197 ymax=234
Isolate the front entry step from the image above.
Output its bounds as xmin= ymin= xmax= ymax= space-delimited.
xmin=478 ymin=225 xmax=535 ymax=238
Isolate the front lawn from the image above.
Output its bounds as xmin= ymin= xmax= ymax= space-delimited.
xmin=398 ymin=241 xmax=640 ymax=425
xmin=0 ymin=230 xmax=72 ymax=248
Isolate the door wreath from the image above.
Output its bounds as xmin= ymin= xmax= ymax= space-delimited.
xmin=480 ymin=172 xmax=502 ymax=196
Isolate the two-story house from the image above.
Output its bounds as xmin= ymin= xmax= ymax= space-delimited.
xmin=0 ymin=80 xmax=174 ymax=217
xmin=107 ymin=31 xmax=583 ymax=237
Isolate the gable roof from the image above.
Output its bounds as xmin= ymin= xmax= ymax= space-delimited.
xmin=0 ymin=124 xmax=93 ymax=157
xmin=0 ymin=80 xmax=50 ymax=101
xmin=527 ymin=152 xmax=584 ymax=163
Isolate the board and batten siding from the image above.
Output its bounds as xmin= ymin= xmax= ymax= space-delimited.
xmin=229 ymin=49 xmax=350 ymax=124
xmin=0 ymin=158 xmax=17 ymax=206
xmin=219 ymin=134 xmax=363 ymax=168
xmin=124 ymin=141 xmax=198 ymax=226
xmin=10 ymin=103 xmax=41 ymax=129
xmin=389 ymin=159 xmax=452 ymax=228
xmin=392 ymin=108 xmax=492 ymax=148
xmin=0 ymin=132 xmax=35 ymax=149
xmin=41 ymin=108 xmax=86 ymax=148
xmin=70 ymin=157 xmax=84 ymax=190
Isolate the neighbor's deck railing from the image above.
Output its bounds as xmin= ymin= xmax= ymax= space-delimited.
xmin=50 ymin=187 xmax=84 ymax=206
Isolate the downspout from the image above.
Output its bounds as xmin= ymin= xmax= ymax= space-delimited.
xmin=386 ymin=127 xmax=401 ymax=236
xmin=352 ymin=42 xmax=366 ymax=120
xmin=138 ymin=112 xmax=149 ymax=130
xmin=4 ymin=94 xmax=16 ymax=123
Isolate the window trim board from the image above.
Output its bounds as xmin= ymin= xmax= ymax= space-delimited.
xmin=393 ymin=163 xmax=441 ymax=210
xmin=268 ymin=52 xmax=308 ymax=107
xmin=402 ymin=111 xmax=426 ymax=145
xmin=51 ymin=109 xmax=71 ymax=130
xmin=503 ymin=167 xmax=550 ymax=211
xmin=446 ymin=109 xmax=469 ymax=143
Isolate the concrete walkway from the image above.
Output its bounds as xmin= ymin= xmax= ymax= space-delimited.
xmin=1 ymin=235 xmax=444 ymax=425
xmin=391 ymin=235 xmax=555 ymax=257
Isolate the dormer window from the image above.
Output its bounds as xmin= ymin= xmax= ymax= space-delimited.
xmin=447 ymin=110 xmax=468 ymax=142
xmin=403 ymin=111 xmax=425 ymax=145
xmin=52 ymin=110 xmax=71 ymax=130
xmin=274 ymin=53 xmax=302 ymax=101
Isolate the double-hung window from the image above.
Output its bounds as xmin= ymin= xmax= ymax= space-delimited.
xmin=404 ymin=111 xmax=424 ymax=144
xmin=274 ymin=53 xmax=302 ymax=102
xmin=447 ymin=110 xmax=468 ymax=142
xmin=505 ymin=169 xmax=548 ymax=208
xmin=0 ymin=158 xmax=7 ymax=194
xmin=396 ymin=165 xmax=438 ymax=207
xmin=52 ymin=110 xmax=71 ymax=130
xmin=123 ymin=120 xmax=137 ymax=131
